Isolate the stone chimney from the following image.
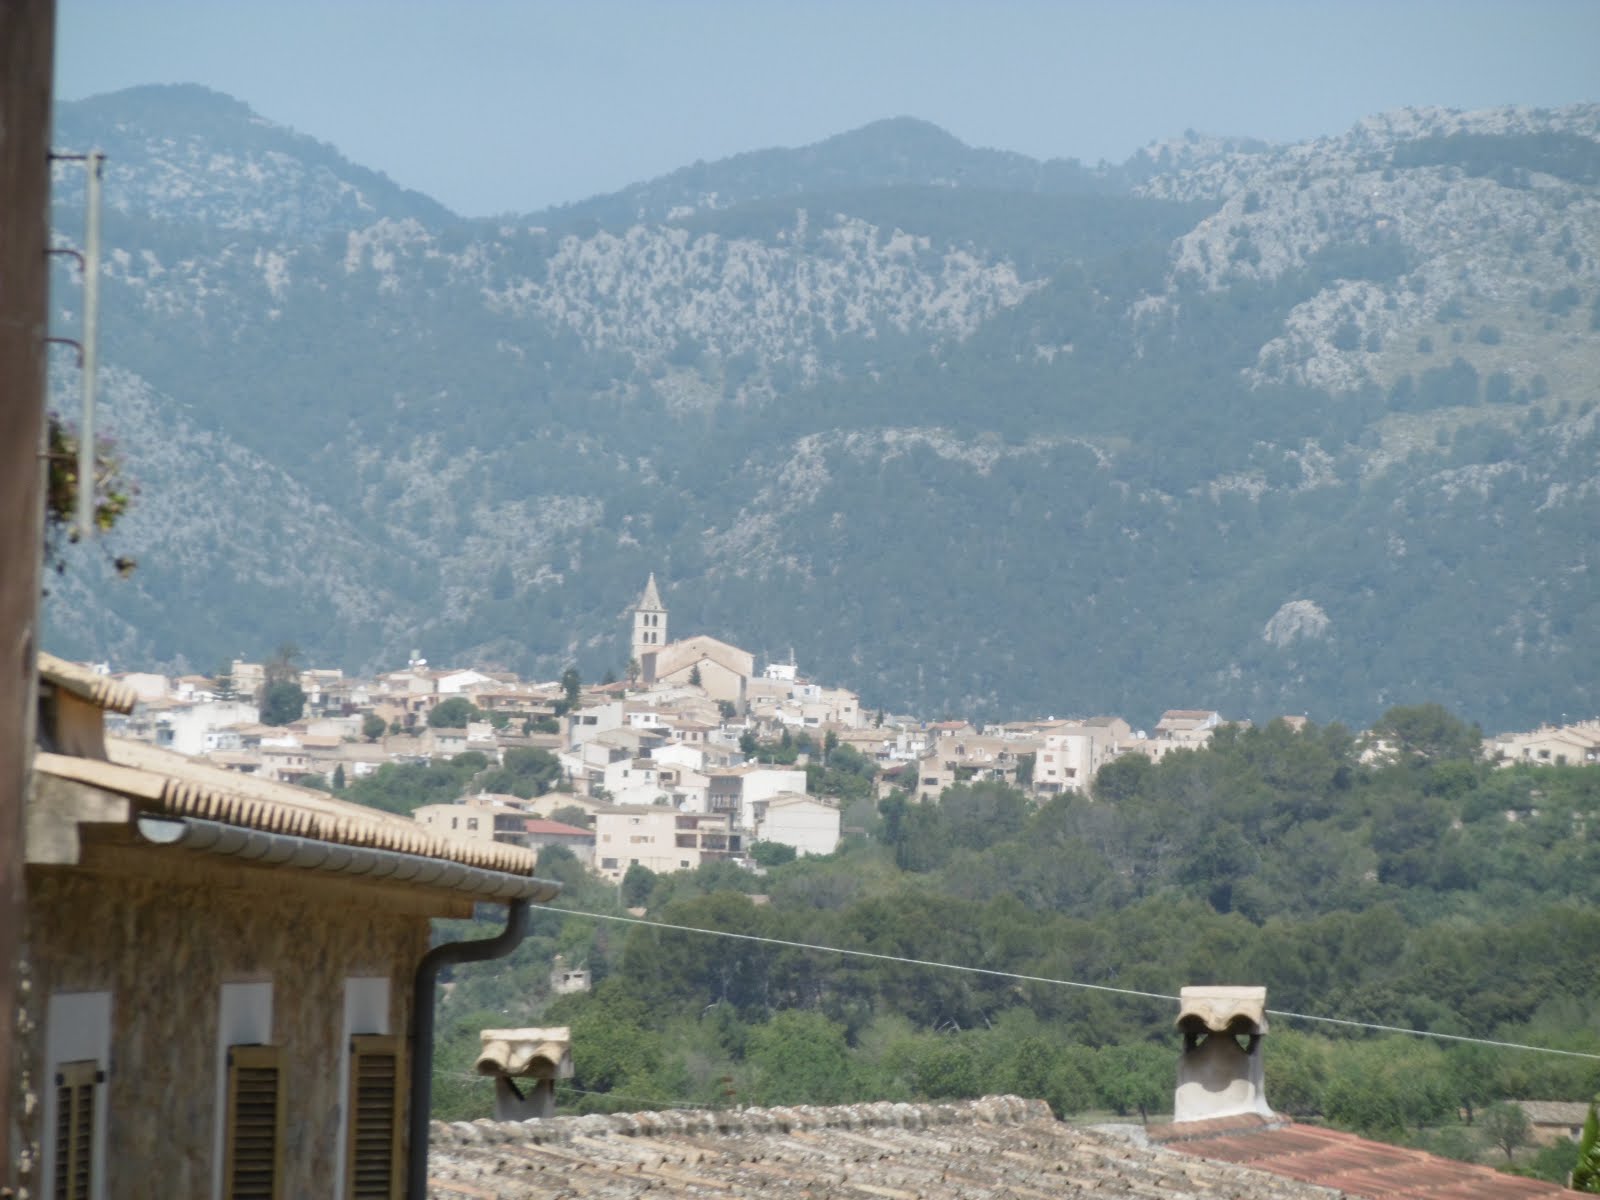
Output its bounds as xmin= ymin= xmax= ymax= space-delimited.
xmin=475 ymin=1026 xmax=573 ymax=1120
xmin=1173 ymin=985 xmax=1272 ymax=1122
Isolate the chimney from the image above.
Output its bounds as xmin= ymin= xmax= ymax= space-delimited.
xmin=475 ymin=1026 xmax=573 ymax=1120
xmin=1173 ymin=985 xmax=1273 ymax=1122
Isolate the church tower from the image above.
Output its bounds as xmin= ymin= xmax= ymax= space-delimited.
xmin=631 ymin=573 xmax=667 ymax=684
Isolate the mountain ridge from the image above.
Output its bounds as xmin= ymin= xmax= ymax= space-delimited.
xmin=41 ymin=88 xmax=1600 ymax=730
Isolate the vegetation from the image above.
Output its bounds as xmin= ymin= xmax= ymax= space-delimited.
xmin=428 ymin=696 xmax=481 ymax=728
xmin=258 ymin=680 xmax=305 ymax=726
xmin=427 ymin=711 xmax=1600 ymax=1185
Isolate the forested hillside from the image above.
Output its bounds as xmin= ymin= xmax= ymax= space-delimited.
xmin=432 ymin=713 xmax=1600 ymax=1180
xmin=43 ymin=86 xmax=1600 ymax=730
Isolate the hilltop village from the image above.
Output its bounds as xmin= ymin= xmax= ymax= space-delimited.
xmin=87 ymin=576 xmax=1600 ymax=883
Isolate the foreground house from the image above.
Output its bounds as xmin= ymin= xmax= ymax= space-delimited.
xmin=23 ymin=654 xmax=559 ymax=1200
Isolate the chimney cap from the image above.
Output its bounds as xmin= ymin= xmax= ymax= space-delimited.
xmin=475 ymin=1026 xmax=575 ymax=1079
xmin=1177 ymin=985 xmax=1268 ymax=1035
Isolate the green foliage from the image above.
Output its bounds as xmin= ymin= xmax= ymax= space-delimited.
xmin=340 ymin=752 xmax=485 ymax=814
xmin=1093 ymin=1042 xmax=1170 ymax=1122
xmin=1575 ymin=1099 xmax=1600 ymax=1192
xmin=42 ymin=413 xmax=137 ymax=579
xmin=1479 ymin=1101 xmax=1532 ymax=1161
xmin=259 ymin=680 xmax=305 ymax=726
xmin=621 ymin=863 xmax=657 ymax=908
xmin=750 ymin=841 xmax=797 ymax=867
xmin=428 ymin=696 xmax=481 ymax=728
xmin=361 ymin=713 xmax=386 ymax=741
xmin=1369 ymin=703 xmax=1482 ymax=763
xmin=475 ymin=747 xmax=562 ymax=799
xmin=746 ymin=1011 xmax=857 ymax=1105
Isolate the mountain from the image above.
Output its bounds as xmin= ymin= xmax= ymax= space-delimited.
xmin=42 ymin=88 xmax=1600 ymax=730
xmin=524 ymin=116 xmax=1117 ymax=231
xmin=51 ymin=83 xmax=456 ymax=237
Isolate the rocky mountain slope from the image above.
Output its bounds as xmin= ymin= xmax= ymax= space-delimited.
xmin=43 ymin=86 xmax=1600 ymax=729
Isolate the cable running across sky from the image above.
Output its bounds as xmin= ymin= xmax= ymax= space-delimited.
xmin=548 ymin=906 xmax=1600 ymax=1062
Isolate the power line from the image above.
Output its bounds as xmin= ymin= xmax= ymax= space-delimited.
xmin=548 ymin=905 xmax=1600 ymax=1062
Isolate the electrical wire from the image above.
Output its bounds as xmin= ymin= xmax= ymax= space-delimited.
xmin=548 ymin=905 xmax=1600 ymax=1062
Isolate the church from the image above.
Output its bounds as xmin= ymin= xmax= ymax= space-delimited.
xmin=630 ymin=574 xmax=755 ymax=710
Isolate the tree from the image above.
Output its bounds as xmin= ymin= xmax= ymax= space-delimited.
xmin=264 ymin=642 xmax=301 ymax=685
xmin=428 ymin=697 xmax=480 ymax=728
xmin=1480 ymin=1101 xmax=1531 ymax=1162
xmin=213 ymin=666 xmax=237 ymax=702
xmin=548 ymin=805 xmax=593 ymax=830
xmin=621 ymin=863 xmax=656 ymax=908
xmin=750 ymin=841 xmax=797 ymax=867
xmin=561 ymin=667 xmax=582 ymax=710
xmin=688 ymin=664 xmax=703 ymax=688
xmin=1369 ymin=703 xmax=1482 ymax=763
xmin=1094 ymin=1043 xmax=1170 ymax=1123
xmin=1573 ymin=1099 xmax=1600 ymax=1192
xmin=475 ymin=747 xmax=562 ymax=799
xmin=259 ymin=680 xmax=305 ymax=726
xmin=361 ymin=713 xmax=387 ymax=742
xmin=746 ymin=1011 xmax=856 ymax=1106
xmin=625 ymin=657 xmax=641 ymax=684
xmin=332 ymin=764 xmax=346 ymax=790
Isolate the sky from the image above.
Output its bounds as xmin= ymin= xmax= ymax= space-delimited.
xmin=55 ymin=0 xmax=1600 ymax=217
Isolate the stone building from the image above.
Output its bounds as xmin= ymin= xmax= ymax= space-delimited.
xmin=628 ymin=575 xmax=756 ymax=709
xmin=23 ymin=653 xmax=559 ymax=1200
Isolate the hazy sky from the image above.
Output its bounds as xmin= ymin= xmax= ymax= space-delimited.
xmin=56 ymin=0 xmax=1600 ymax=217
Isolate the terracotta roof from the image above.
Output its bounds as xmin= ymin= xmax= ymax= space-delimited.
xmin=522 ymin=819 xmax=592 ymax=837
xmin=38 ymin=652 xmax=138 ymax=714
xmin=427 ymin=1096 xmax=1337 ymax=1199
xmin=1151 ymin=1113 xmax=1568 ymax=1198
xmin=37 ymin=736 xmax=544 ymax=878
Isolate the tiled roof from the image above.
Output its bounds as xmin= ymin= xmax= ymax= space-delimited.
xmin=38 ymin=652 xmax=138 ymax=714
xmin=1151 ymin=1113 xmax=1568 ymax=1198
xmin=1515 ymin=1100 xmax=1590 ymax=1126
xmin=522 ymin=819 xmax=592 ymax=837
xmin=39 ymin=736 xmax=546 ymax=879
xmin=427 ymin=1096 xmax=1339 ymax=1199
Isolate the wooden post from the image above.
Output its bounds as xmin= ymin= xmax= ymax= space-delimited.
xmin=0 ymin=0 xmax=58 ymax=1187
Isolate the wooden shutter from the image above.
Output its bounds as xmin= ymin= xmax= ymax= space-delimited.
xmin=224 ymin=1044 xmax=285 ymax=1200
xmin=53 ymin=1059 xmax=99 ymax=1200
xmin=346 ymin=1035 xmax=404 ymax=1200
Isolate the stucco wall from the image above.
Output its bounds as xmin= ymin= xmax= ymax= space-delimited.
xmin=23 ymin=865 xmax=428 ymax=1199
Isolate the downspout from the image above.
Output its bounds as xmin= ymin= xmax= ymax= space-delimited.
xmin=408 ymin=898 xmax=534 ymax=1200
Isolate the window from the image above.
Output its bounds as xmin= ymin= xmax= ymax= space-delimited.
xmin=53 ymin=1059 xmax=100 ymax=1200
xmin=216 ymin=982 xmax=273 ymax=1200
xmin=44 ymin=991 xmax=111 ymax=1200
xmin=466 ymin=818 xmax=478 ymax=831
xmin=223 ymin=1044 xmax=285 ymax=1199
xmin=601 ymin=857 xmax=618 ymax=869
xmin=345 ymin=1036 xmax=403 ymax=1199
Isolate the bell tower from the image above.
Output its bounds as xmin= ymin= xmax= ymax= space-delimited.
xmin=631 ymin=573 xmax=666 ymax=684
